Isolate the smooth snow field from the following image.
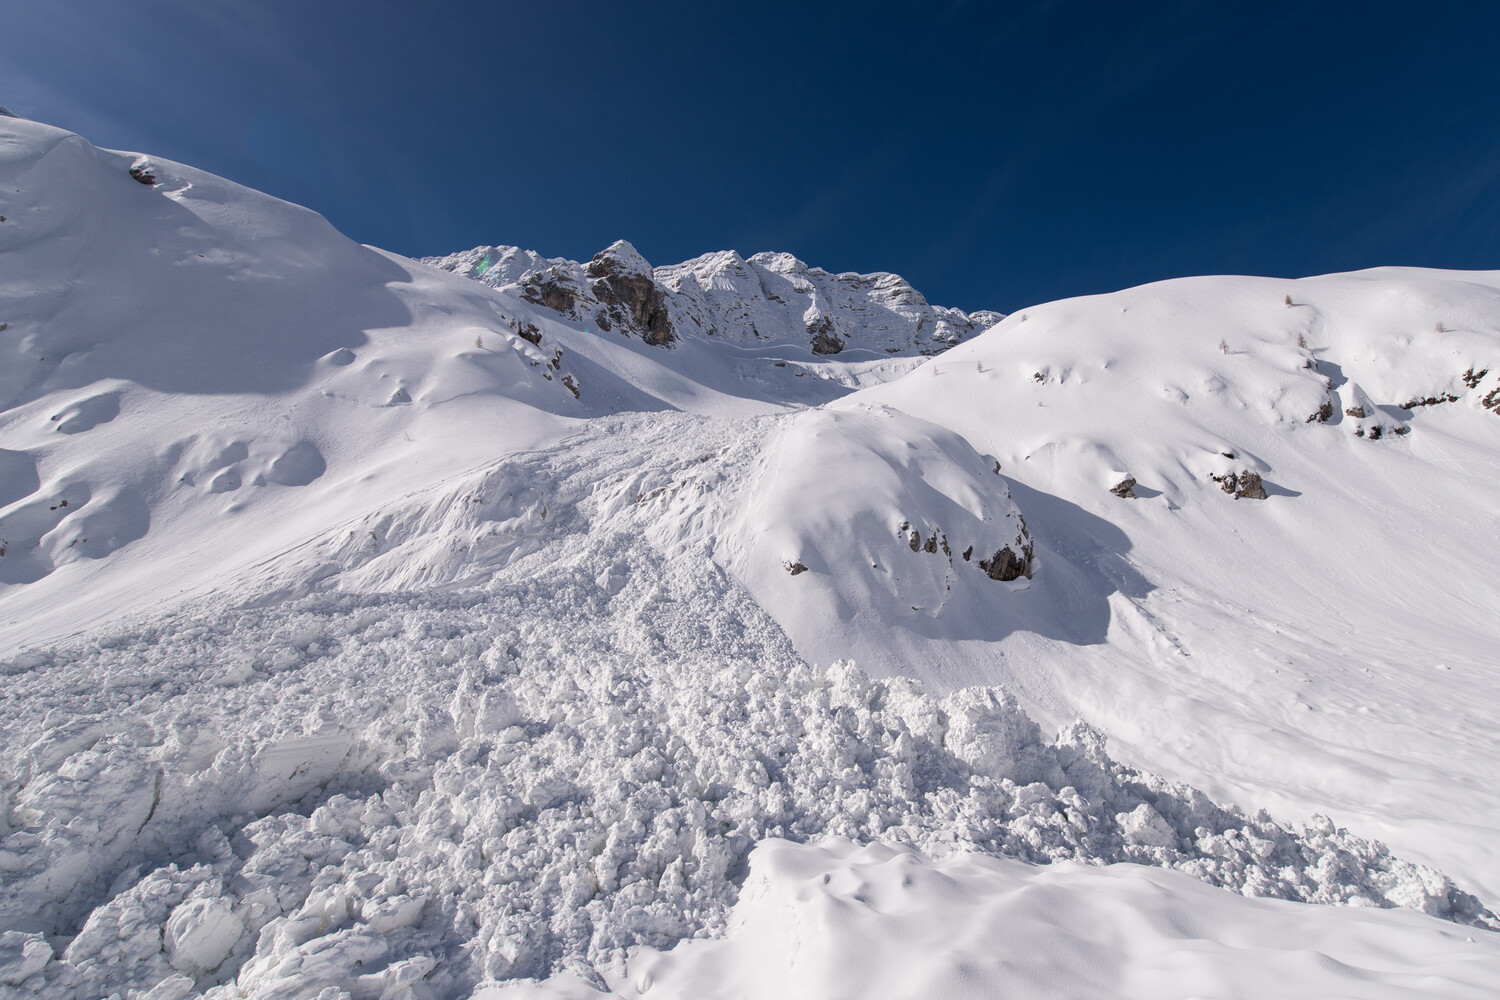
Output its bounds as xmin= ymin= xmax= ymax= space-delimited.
xmin=2 ymin=116 xmax=1499 ymax=999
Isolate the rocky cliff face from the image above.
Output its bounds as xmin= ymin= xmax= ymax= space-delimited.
xmin=424 ymin=241 xmax=1002 ymax=356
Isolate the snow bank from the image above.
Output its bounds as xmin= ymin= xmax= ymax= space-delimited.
xmin=484 ymin=838 xmax=1500 ymax=1000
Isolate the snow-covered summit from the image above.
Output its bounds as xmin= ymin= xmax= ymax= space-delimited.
xmin=424 ymin=240 xmax=1002 ymax=355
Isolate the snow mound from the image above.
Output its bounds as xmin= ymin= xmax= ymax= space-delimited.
xmin=721 ymin=404 xmax=1035 ymax=639
xmin=487 ymin=839 xmax=1500 ymax=1000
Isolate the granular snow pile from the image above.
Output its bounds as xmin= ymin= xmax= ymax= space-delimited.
xmin=3 ymin=554 xmax=1491 ymax=999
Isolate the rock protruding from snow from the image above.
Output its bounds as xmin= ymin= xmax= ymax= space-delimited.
xmin=1211 ymin=469 xmax=1268 ymax=500
xmin=584 ymin=240 xmax=675 ymax=346
xmin=424 ymin=244 xmax=1002 ymax=356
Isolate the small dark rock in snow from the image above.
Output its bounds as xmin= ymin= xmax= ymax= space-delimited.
xmin=1211 ymin=470 xmax=1267 ymax=500
xmin=1110 ymin=477 xmax=1138 ymax=499
xmin=783 ymin=560 xmax=808 ymax=576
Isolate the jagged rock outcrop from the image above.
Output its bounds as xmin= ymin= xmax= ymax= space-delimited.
xmin=1211 ymin=470 xmax=1268 ymax=500
xmin=979 ymin=540 xmax=1035 ymax=581
xmin=424 ymin=242 xmax=1001 ymax=355
xmin=583 ymin=241 xmax=675 ymax=346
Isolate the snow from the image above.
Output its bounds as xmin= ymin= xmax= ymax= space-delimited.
xmin=773 ymin=274 xmax=1500 ymax=904
xmin=2 ymin=115 xmax=1498 ymax=999
xmin=4 ymin=579 xmax=1489 ymax=997
xmin=480 ymin=839 xmax=1500 ymax=1000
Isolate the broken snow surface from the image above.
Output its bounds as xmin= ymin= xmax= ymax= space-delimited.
xmin=2 ymin=116 xmax=1499 ymax=999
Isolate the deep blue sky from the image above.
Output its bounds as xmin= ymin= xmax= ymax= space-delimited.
xmin=4 ymin=2 xmax=1499 ymax=312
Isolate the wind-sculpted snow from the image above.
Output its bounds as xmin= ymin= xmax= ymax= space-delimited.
xmin=513 ymin=839 xmax=1500 ymax=1000
xmin=3 ymin=554 xmax=1491 ymax=998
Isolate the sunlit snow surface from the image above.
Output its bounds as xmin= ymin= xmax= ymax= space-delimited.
xmin=2 ymin=116 xmax=1499 ymax=998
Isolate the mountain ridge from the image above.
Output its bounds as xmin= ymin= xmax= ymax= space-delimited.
xmin=423 ymin=239 xmax=1003 ymax=357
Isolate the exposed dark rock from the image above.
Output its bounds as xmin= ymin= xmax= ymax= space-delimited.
xmin=1345 ymin=405 xmax=1366 ymax=419
xmin=1484 ymin=385 xmax=1500 ymax=412
xmin=1462 ymin=367 xmax=1488 ymax=389
xmin=979 ymin=541 xmax=1034 ymax=581
xmin=515 ymin=321 xmax=542 ymax=346
xmin=128 ymin=160 xmax=157 ymax=185
xmin=1307 ymin=400 xmax=1334 ymax=423
xmin=586 ymin=244 xmax=675 ymax=347
xmin=1210 ymin=470 xmax=1267 ymax=500
xmin=560 ymin=374 xmax=580 ymax=399
xmin=1110 ymin=477 xmax=1137 ymax=499
xmin=783 ymin=560 xmax=809 ymax=576
xmin=808 ymin=315 xmax=845 ymax=355
xmin=961 ymin=545 xmax=973 ymax=562
xmin=520 ymin=274 xmax=584 ymax=316
xmin=1401 ymin=392 xmax=1458 ymax=409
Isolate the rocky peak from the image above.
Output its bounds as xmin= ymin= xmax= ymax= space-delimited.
xmin=584 ymin=240 xmax=675 ymax=347
xmin=585 ymin=239 xmax=652 ymax=278
xmin=423 ymin=241 xmax=1002 ymax=356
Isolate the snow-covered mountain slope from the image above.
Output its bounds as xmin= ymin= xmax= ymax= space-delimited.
xmin=3 ymin=115 xmax=1500 ymax=1000
xmin=0 ymin=116 xmax=926 ymax=652
xmin=424 ymin=242 xmax=1002 ymax=356
xmin=720 ymin=273 xmax=1500 ymax=903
